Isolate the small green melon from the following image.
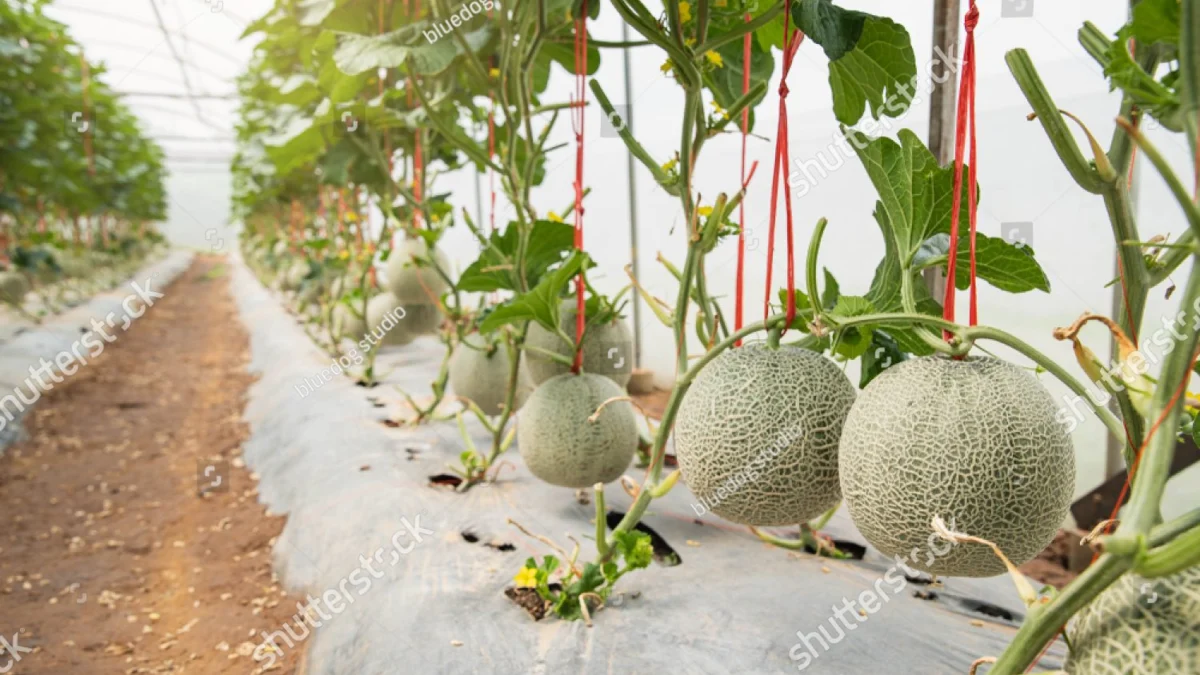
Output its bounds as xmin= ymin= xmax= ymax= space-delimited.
xmin=524 ymin=300 xmax=633 ymax=388
xmin=282 ymin=260 xmax=309 ymax=291
xmin=366 ymin=292 xmax=413 ymax=347
xmin=838 ymin=355 xmax=1074 ymax=577
xmin=402 ymin=303 xmax=443 ymax=336
xmin=1066 ymin=566 xmax=1199 ymax=674
xmin=332 ymin=303 xmax=367 ymax=342
xmin=518 ymin=373 xmax=638 ymax=487
xmin=0 ymin=271 xmax=30 ymax=305
xmin=449 ymin=336 xmax=513 ymax=415
xmin=385 ymin=238 xmax=450 ymax=305
xmin=673 ymin=343 xmax=856 ymax=526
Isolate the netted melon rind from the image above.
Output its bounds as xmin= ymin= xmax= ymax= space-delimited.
xmin=517 ymin=373 xmax=638 ymax=488
xmin=524 ymin=301 xmax=633 ymax=388
xmin=838 ymin=355 xmax=1075 ymax=577
xmin=673 ymin=343 xmax=856 ymax=526
xmin=1066 ymin=566 xmax=1200 ymax=674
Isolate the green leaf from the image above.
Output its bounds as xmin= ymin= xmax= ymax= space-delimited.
xmin=478 ymin=251 xmax=589 ymax=333
xmin=826 ymin=16 xmax=917 ymax=126
xmin=1102 ymin=26 xmax=1184 ymax=132
xmin=1132 ymin=0 xmax=1180 ymax=46
xmin=859 ymin=330 xmax=906 ymax=388
xmin=915 ymin=232 xmax=1050 ymax=294
xmin=827 ymin=295 xmax=875 ymax=359
xmin=613 ymin=530 xmax=653 ymax=570
xmin=820 ymin=268 xmax=840 ymax=310
xmin=793 ymin=0 xmax=867 ymax=61
xmin=333 ymin=24 xmax=492 ymax=76
xmin=848 ymin=128 xmax=972 ymax=267
xmin=564 ymin=563 xmax=606 ymax=597
xmin=297 ymin=0 xmax=336 ymax=27
xmin=457 ymin=220 xmax=575 ymax=292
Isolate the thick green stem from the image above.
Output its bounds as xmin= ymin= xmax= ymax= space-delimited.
xmin=1138 ymin=522 xmax=1200 ymax=577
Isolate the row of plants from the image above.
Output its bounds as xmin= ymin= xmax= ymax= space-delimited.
xmin=234 ymin=0 xmax=1199 ymax=672
xmin=0 ymin=0 xmax=170 ymax=322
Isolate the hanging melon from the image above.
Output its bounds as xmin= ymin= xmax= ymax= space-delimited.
xmin=449 ymin=335 xmax=514 ymax=415
xmin=385 ymin=237 xmax=450 ymax=305
xmin=518 ymin=373 xmax=638 ymax=487
xmin=838 ymin=355 xmax=1074 ymax=577
xmin=366 ymin=292 xmax=413 ymax=346
xmin=1066 ymin=566 xmax=1199 ymax=674
xmin=0 ymin=271 xmax=30 ymax=305
xmin=673 ymin=343 xmax=856 ymax=526
xmin=524 ymin=300 xmax=633 ymax=388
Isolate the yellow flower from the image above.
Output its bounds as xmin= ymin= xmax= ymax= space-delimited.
xmin=697 ymin=206 xmax=713 ymax=217
xmin=661 ymin=157 xmax=678 ymax=172
xmin=489 ymin=67 xmax=499 ymax=78
xmin=679 ymin=2 xmax=692 ymax=23
xmin=685 ymin=38 xmax=696 ymax=47
xmin=513 ymin=566 xmax=539 ymax=588
xmin=660 ymin=59 xmax=673 ymax=74
xmin=338 ymin=250 xmax=350 ymax=260
xmin=705 ymin=50 xmax=723 ymax=68
xmin=547 ymin=211 xmax=563 ymax=223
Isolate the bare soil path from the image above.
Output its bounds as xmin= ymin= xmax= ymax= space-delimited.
xmin=0 ymin=257 xmax=304 ymax=674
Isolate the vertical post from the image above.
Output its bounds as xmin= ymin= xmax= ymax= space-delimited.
xmin=620 ymin=20 xmax=643 ymax=367
xmin=924 ymin=0 xmax=961 ymax=297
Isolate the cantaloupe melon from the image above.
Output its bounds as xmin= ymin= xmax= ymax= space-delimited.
xmin=673 ymin=343 xmax=856 ymax=526
xmin=403 ymin=303 xmax=443 ymax=336
xmin=366 ymin=292 xmax=413 ymax=346
xmin=449 ymin=335 xmax=513 ymax=415
xmin=838 ymin=355 xmax=1074 ymax=577
xmin=282 ymin=260 xmax=309 ymax=291
xmin=1066 ymin=566 xmax=1199 ymax=674
xmin=332 ymin=303 xmax=367 ymax=342
xmin=524 ymin=300 xmax=633 ymax=387
xmin=385 ymin=237 xmax=450 ymax=305
xmin=0 ymin=271 xmax=30 ymax=305
xmin=517 ymin=373 xmax=638 ymax=487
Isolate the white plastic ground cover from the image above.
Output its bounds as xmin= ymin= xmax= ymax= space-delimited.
xmin=0 ymin=251 xmax=194 ymax=453
xmin=232 ymin=257 xmax=1067 ymax=675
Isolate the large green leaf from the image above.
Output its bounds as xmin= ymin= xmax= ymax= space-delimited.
xmin=847 ymin=128 xmax=971 ymax=267
xmin=824 ymin=15 xmax=916 ymax=126
xmin=913 ymin=232 xmax=1051 ymax=294
xmin=479 ymin=251 xmax=590 ymax=333
xmin=794 ymin=0 xmax=867 ymax=61
xmin=457 ymin=220 xmax=575 ymax=292
xmin=333 ymin=24 xmax=492 ymax=76
xmin=1132 ymin=0 xmax=1180 ymax=46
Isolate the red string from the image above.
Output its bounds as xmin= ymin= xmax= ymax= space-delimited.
xmin=943 ymin=2 xmax=980 ymax=340
xmin=762 ymin=12 xmax=803 ymax=330
xmin=570 ymin=2 xmax=589 ymax=373
xmin=735 ymin=12 xmax=751 ymax=347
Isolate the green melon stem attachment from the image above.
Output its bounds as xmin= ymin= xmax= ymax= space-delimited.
xmin=766 ymin=326 xmax=782 ymax=349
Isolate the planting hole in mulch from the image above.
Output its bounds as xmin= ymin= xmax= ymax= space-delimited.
xmin=505 ymin=583 xmax=562 ymax=621
xmin=953 ymin=596 xmax=1021 ymax=624
xmin=605 ymin=511 xmax=681 ymax=566
xmin=428 ymin=473 xmax=463 ymax=488
xmin=381 ymin=418 xmax=401 ymax=428
xmin=914 ymin=589 xmax=938 ymax=601
xmin=404 ymin=447 xmax=421 ymax=460
xmin=809 ymin=538 xmax=866 ymax=560
xmin=486 ymin=541 xmax=516 ymax=552
xmin=461 ymin=530 xmax=480 ymax=543
xmin=905 ymin=573 xmax=938 ymax=586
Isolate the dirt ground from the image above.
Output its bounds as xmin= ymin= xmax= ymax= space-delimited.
xmin=0 ymin=257 xmax=304 ymax=674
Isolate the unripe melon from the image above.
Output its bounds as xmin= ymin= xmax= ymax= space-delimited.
xmin=838 ymin=355 xmax=1074 ymax=577
xmin=517 ymin=373 xmax=638 ymax=487
xmin=283 ymin=260 xmax=309 ymax=290
xmin=1066 ymin=566 xmax=1199 ymax=674
xmin=385 ymin=238 xmax=450 ymax=304
xmin=524 ymin=301 xmax=633 ymax=387
xmin=449 ymin=336 xmax=513 ymax=415
xmin=0 ymin=271 xmax=30 ymax=305
xmin=366 ymin=292 xmax=413 ymax=346
xmin=403 ymin=303 xmax=443 ymax=336
xmin=332 ymin=303 xmax=367 ymax=342
xmin=673 ymin=343 xmax=856 ymax=526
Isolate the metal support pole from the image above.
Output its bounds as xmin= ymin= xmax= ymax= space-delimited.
xmin=924 ymin=0 xmax=961 ymax=298
xmin=620 ymin=19 xmax=643 ymax=366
